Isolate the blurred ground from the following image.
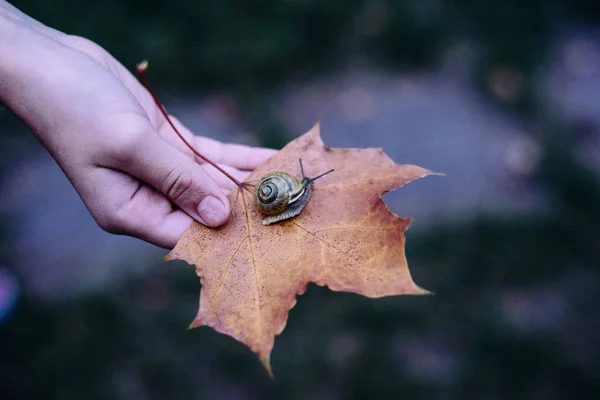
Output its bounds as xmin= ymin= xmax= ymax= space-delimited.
xmin=1 ymin=1 xmax=600 ymax=399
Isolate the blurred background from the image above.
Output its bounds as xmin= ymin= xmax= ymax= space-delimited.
xmin=1 ymin=0 xmax=600 ymax=398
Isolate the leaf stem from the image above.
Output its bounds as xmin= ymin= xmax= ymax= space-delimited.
xmin=136 ymin=61 xmax=251 ymax=193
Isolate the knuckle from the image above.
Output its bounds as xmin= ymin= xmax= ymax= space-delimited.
xmin=93 ymin=197 xmax=153 ymax=240
xmin=164 ymin=168 xmax=195 ymax=203
xmin=106 ymin=117 xmax=153 ymax=166
xmin=96 ymin=212 xmax=125 ymax=234
xmin=93 ymin=201 xmax=135 ymax=235
xmin=62 ymin=35 xmax=92 ymax=48
xmin=62 ymin=35 xmax=108 ymax=60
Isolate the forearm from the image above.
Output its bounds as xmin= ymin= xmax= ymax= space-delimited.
xmin=0 ymin=3 xmax=72 ymax=145
xmin=0 ymin=3 xmax=40 ymax=113
xmin=0 ymin=0 xmax=28 ymax=25
xmin=0 ymin=1 xmax=64 ymax=39
xmin=0 ymin=1 xmax=67 ymax=87
xmin=0 ymin=2 xmax=23 ymax=83
xmin=0 ymin=19 xmax=42 ymax=142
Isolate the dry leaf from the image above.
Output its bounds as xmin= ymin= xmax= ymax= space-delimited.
xmin=166 ymin=123 xmax=434 ymax=375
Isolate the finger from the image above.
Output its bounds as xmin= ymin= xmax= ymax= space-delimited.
xmin=155 ymin=114 xmax=199 ymax=157
xmin=150 ymin=208 xmax=195 ymax=248
xmin=112 ymin=130 xmax=231 ymax=228
xmin=158 ymin=115 xmax=277 ymax=170
xmin=117 ymin=196 xmax=195 ymax=248
xmin=203 ymin=163 xmax=250 ymax=191
xmin=84 ymin=169 xmax=194 ymax=248
xmin=193 ymin=135 xmax=277 ymax=171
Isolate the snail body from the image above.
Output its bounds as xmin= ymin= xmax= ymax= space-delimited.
xmin=254 ymin=160 xmax=333 ymax=225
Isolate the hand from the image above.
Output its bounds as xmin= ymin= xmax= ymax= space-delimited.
xmin=0 ymin=3 xmax=276 ymax=248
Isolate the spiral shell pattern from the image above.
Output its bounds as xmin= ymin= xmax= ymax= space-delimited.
xmin=254 ymin=172 xmax=301 ymax=216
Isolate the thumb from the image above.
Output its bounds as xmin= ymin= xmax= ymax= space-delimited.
xmin=115 ymin=132 xmax=231 ymax=227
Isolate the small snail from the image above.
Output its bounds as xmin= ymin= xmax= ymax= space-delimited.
xmin=254 ymin=159 xmax=334 ymax=225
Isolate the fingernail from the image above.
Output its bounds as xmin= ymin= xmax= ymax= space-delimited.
xmin=198 ymin=196 xmax=228 ymax=226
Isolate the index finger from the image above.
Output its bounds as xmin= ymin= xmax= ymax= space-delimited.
xmin=193 ymin=136 xmax=277 ymax=171
xmin=158 ymin=115 xmax=277 ymax=171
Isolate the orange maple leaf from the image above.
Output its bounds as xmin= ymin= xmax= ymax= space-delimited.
xmin=166 ymin=123 xmax=434 ymax=375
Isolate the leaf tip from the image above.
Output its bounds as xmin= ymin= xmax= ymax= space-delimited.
xmin=260 ymin=354 xmax=274 ymax=378
xmin=188 ymin=318 xmax=203 ymax=330
xmin=308 ymin=121 xmax=322 ymax=141
xmin=415 ymin=286 xmax=434 ymax=296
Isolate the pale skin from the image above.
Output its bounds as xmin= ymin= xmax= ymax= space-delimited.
xmin=0 ymin=1 xmax=276 ymax=248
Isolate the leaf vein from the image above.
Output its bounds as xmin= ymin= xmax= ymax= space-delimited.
xmin=262 ymin=260 xmax=293 ymax=283
xmin=241 ymin=192 xmax=264 ymax=337
xmin=292 ymin=222 xmax=360 ymax=263
xmin=313 ymin=226 xmax=394 ymax=233
xmin=210 ymin=234 xmax=249 ymax=307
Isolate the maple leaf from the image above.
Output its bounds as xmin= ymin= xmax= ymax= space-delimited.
xmin=165 ymin=123 xmax=434 ymax=376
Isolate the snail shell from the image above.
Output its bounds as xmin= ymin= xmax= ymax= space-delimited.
xmin=254 ymin=172 xmax=311 ymax=225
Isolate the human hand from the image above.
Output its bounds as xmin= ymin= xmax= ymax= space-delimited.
xmin=0 ymin=3 xmax=276 ymax=248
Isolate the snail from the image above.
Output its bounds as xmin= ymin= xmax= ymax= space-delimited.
xmin=254 ymin=159 xmax=334 ymax=225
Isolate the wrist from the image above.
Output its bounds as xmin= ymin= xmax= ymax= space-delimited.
xmin=0 ymin=1 xmax=33 ymax=44
xmin=0 ymin=8 xmax=61 ymax=138
xmin=0 ymin=15 xmax=24 ymax=114
xmin=0 ymin=7 xmax=20 ymax=56
xmin=0 ymin=17 xmax=28 ymax=117
xmin=0 ymin=3 xmax=63 ymax=101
